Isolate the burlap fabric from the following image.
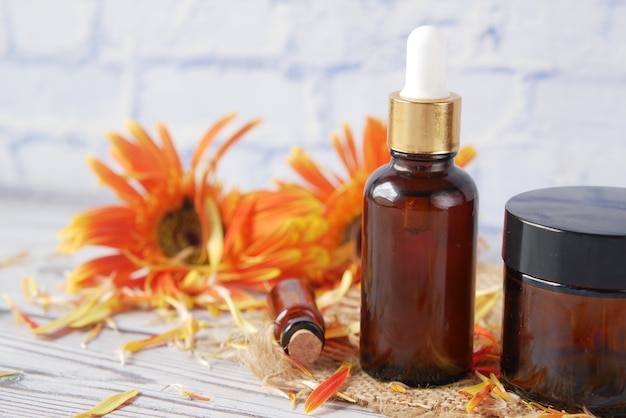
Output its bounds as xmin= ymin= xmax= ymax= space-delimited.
xmin=238 ymin=264 xmax=540 ymax=417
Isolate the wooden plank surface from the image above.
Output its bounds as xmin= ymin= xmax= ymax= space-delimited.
xmin=0 ymin=193 xmax=382 ymax=418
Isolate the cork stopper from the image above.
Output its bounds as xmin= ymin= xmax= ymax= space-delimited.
xmin=286 ymin=329 xmax=324 ymax=364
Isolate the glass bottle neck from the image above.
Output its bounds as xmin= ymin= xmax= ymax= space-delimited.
xmin=389 ymin=149 xmax=456 ymax=172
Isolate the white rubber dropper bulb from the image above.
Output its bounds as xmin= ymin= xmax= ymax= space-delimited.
xmin=399 ymin=26 xmax=450 ymax=100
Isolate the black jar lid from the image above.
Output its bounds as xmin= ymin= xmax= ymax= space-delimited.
xmin=503 ymin=186 xmax=626 ymax=290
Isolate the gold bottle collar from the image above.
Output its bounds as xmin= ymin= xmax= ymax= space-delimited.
xmin=387 ymin=91 xmax=461 ymax=155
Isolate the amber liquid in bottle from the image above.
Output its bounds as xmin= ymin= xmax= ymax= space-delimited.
xmin=501 ymin=267 xmax=626 ymax=416
xmin=360 ymin=151 xmax=478 ymax=386
xmin=268 ymin=278 xmax=326 ymax=364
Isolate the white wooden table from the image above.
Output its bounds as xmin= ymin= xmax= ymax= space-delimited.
xmin=0 ymin=193 xmax=383 ymax=418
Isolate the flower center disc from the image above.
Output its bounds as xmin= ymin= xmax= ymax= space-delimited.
xmin=156 ymin=199 xmax=203 ymax=263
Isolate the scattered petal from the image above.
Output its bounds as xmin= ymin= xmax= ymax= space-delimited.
xmin=489 ymin=372 xmax=519 ymax=402
xmin=73 ymin=388 xmax=139 ymax=418
xmin=0 ymin=250 xmax=28 ymax=268
xmin=474 ymin=323 xmax=499 ymax=348
xmin=465 ymin=381 xmax=493 ymax=413
xmin=455 ymin=145 xmax=477 ymax=167
xmin=203 ymin=196 xmax=224 ymax=274
xmin=459 ymin=379 xmax=491 ymax=397
xmin=303 ymin=363 xmax=352 ymax=414
xmin=163 ymin=383 xmax=211 ymax=401
xmin=474 ymin=286 xmax=501 ymax=323
xmin=316 ymin=269 xmax=353 ymax=309
xmin=274 ymin=345 xmax=312 ymax=377
xmin=0 ymin=370 xmax=23 ymax=379
xmin=472 ymin=344 xmax=494 ymax=366
xmin=473 ymin=366 xmax=501 ymax=376
xmin=389 ymin=381 xmax=409 ymax=394
xmin=122 ymin=322 xmax=189 ymax=353
xmin=214 ymin=285 xmax=257 ymax=334
xmin=81 ymin=322 xmax=104 ymax=349
xmin=324 ymin=321 xmax=360 ymax=340
xmin=32 ymin=291 xmax=104 ymax=335
xmin=3 ymin=293 xmax=39 ymax=329
xmin=192 ymin=349 xmax=212 ymax=369
xmin=20 ymin=276 xmax=39 ymax=303
xmin=288 ymin=389 xmax=298 ymax=409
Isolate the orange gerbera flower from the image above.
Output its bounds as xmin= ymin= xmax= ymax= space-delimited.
xmin=285 ymin=117 xmax=477 ymax=284
xmin=55 ymin=114 xmax=331 ymax=326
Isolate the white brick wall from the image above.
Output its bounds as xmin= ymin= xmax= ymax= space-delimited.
xmin=1 ymin=0 xmax=626 ymax=249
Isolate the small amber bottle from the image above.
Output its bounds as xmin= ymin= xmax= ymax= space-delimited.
xmin=267 ymin=278 xmax=325 ymax=364
xmin=360 ymin=27 xmax=478 ymax=387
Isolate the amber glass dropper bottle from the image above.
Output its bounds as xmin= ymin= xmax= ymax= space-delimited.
xmin=360 ymin=26 xmax=478 ymax=387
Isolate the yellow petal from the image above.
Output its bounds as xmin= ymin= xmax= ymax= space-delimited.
xmin=0 ymin=370 xmax=23 ymax=378
xmin=32 ymin=298 xmax=95 ymax=335
xmin=121 ymin=325 xmax=183 ymax=354
xmin=20 ymin=276 xmax=38 ymax=303
xmin=324 ymin=321 xmax=360 ymax=340
xmin=204 ymin=196 xmax=224 ymax=274
xmin=389 ymin=381 xmax=409 ymax=393
xmin=81 ymin=322 xmax=104 ymax=349
xmin=458 ymin=379 xmax=491 ymax=397
xmin=70 ymin=304 xmax=113 ymax=328
xmin=475 ymin=286 xmax=501 ymax=323
xmin=214 ymin=285 xmax=257 ymax=334
xmin=465 ymin=382 xmax=492 ymax=413
xmin=316 ymin=268 xmax=353 ymax=310
xmin=73 ymin=388 xmax=139 ymax=418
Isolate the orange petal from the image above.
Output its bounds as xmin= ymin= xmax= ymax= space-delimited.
xmin=221 ymin=193 xmax=255 ymax=257
xmin=362 ymin=117 xmax=388 ymax=173
xmin=191 ymin=113 xmax=238 ymax=170
xmin=303 ymin=363 xmax=352 ymax=414
xmin=461 ymin=381 xmax=493 ymax=413
xmin=3 ymin=294 xmax=39 ymax=329
xmin=286 ymin=147 xmax=340 ymax=201
xmin=455 ymin=145 xmax=477 ymax=167
xmin=474 ymin=323 xmax=499 ymax=348
xmin=472 ymin=344 xmax=493 ymax=365
xmin=157 ymin=122 xmax=183 ymax=177
xmin=58 ymin=206 xmax=138 ymax=253
xmin=164 ymin=383 xmax=211 ymax=401
xmin=125 ymin=119 xmax=168 ymax=170
xmin=331 ymin=124 xmax=358 ymax=177
xmin=210 ymin=118 xmax=262 ymax=169
xmin=106 ymin=132 xmax=167 ymax=192
xmin=87 ymin=157 xmax=143 ymax=205
xmin=288 ymin=389 xmax=298 ymax=409
xmin=273 ymin=346 xmax=312 ymax=377
xmin=65 ymin=254 xmax=138 ymax=293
